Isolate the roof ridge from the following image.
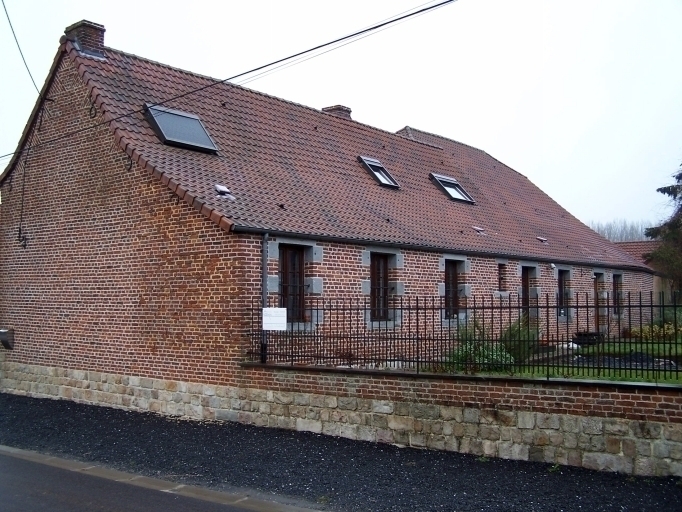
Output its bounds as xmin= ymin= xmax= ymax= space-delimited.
xmin=400 ymin=125 xmax=484 ymax=153
xmin=402 ymin=125 xmax=531 ymax=180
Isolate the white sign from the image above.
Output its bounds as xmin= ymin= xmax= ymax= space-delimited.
xmin=262 ymin=308 xmax=287 ymax=331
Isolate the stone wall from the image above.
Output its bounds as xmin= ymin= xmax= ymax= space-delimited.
xmin=2 ymin=360 xmax=681 ymax=477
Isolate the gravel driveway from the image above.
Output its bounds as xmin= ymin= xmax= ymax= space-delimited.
xmin=0 ymin=392 xmax=680 ymax=511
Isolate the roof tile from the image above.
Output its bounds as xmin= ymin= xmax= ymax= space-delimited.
xmin=45 ymin=42 xmax=650 ymax=271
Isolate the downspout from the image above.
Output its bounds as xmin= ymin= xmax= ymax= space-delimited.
xmin=260 ymin=233 xmax=269 ymax=363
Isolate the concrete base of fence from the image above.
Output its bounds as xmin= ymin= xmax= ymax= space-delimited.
xmin=1 ymin=360 xmax=681 ymax=477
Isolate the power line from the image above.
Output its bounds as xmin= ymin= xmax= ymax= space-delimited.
xmin=2 ymin=0 xmax=40 ymax=95
xmin=0 ymin=0 xmax=455 ymax=164
xmin=235 ymin=0 xmax=452 ymax=88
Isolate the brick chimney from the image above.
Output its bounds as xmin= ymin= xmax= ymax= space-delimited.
xmin=61 ymin=20 xmax=105 ymax=54
xmin=322 ymin=105 xmax=352 ymax=120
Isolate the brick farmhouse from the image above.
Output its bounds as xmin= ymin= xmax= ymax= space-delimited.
xmin=2 ymin=21 xmax=678 ymax=477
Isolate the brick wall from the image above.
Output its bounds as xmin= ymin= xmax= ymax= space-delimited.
xmin=0 ymin=55 xmax=262 ymax=385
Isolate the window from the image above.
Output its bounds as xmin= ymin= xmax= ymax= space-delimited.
xmin=558 ymin=270 xmax=570 ymax=317
xmin=358 ymin=156 xmax=400 ymax=188
xmin=498 ymin=263 xmax=506 ymax=291
xmin=144 ymin=103 xmax=218 ymax=153
xmin=370 ymin=253 xmax=390 ymax=321
xmin=444 ymin=260 xmax=460 ymax=319
xmin=430 ymin=173 xmax=474 ymax=203
xmin=279 ymin=245 xmax=306 ymax=322
xmin=613 ymin=274 xmax=623 ymax=315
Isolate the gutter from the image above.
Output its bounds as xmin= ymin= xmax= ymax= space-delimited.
xmin=231 ymin=225 xmax=654 ymax=275
xmin=260 ymin=232 xmax=269 ymax=363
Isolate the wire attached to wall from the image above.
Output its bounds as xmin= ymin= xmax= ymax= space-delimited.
xmin=16 ymin=141 xmax=30 ymax=248
xmin=15 ymin=105 xmax=46 ymax=249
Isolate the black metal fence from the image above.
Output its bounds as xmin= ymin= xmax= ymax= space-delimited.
xmin=248 ymin=293 xmax=681 ymax=384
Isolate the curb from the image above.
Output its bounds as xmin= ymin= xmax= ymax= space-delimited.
xmin=0 ymin=444 xmax=321 ymax=512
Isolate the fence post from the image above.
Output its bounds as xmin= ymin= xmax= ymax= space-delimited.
xmin=416 ymin=296 xmax=420 ymax=374
xmin=259 ymin=298 xmax=268 ymax=364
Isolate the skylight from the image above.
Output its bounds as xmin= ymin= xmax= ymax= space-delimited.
xmin=358 ymin=156 xmax=400 ymax=188
xmin=144 ymin=103 xmax=218 ymax=154
xmin=430 ymin=173 xmax=474 ymax=203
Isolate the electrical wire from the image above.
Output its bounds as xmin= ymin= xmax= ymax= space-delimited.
xmin=0 ymin=0 xmax=455 ymax=164
xmin=2 ymin=0 xmax=40 ymax=96
xmin=235 ymin=0 xmax=454 ymax=88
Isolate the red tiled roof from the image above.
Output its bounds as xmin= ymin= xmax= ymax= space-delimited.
xmin=4 ymin=33 xmax=650 ymax=272
xmin=614 ymin=241 xmax=659 ymax=266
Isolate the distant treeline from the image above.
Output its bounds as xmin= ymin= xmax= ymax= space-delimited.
xmin=588 ymin=219 xmax=653 ymax=242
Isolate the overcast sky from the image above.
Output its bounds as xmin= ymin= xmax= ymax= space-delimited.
xmin=1 ymin=0 xmax=681 ymax=227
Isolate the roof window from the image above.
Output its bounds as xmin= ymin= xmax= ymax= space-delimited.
xmin=358 ymin=156 xmax=400 ymax=188
xmin=430 ymin=173 xmax=474 ymax=203
xmin=145 ymin=103 xmax=218 ymax=154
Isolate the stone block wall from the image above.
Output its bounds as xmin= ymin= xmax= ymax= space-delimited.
xmin=2 ymin=360 xmax=681 ymax=477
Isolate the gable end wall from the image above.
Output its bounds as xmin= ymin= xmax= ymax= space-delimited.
xmin=0 ymin=55 xmax=261 ymax=385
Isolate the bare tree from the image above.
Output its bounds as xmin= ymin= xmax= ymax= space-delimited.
xmin=588 ymin=219 xmax=653 ymax=242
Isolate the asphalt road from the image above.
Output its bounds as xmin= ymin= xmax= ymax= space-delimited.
xmin=0 ymin=451 xmax=314 ymax=512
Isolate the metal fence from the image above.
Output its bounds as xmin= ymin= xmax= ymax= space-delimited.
xmin=247 ymin=293 xmax=681 ymax=384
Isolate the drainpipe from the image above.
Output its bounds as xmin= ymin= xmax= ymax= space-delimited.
xmin=260 ymin=233 xmax=269 ymax=363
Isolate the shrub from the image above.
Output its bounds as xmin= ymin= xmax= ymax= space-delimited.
xmin=656 ymin=306 xmax=682 ymax=328
xmin=446 ymin=321 xmax=514 ymax=373
xmin=499 ymin=318 xmax=539 ymax=363
xmin=629 ymin=323 xmax=680 ymax=341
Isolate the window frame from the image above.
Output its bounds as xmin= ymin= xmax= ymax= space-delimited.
xmin=444 ymin=260 xmax=460 ymax=320
xmin=370 ymin=253 xmax=390 ymax=321
xmin=557 ymin=269 xmax=570 ymax=317
xmin=358 ymin=156 xmax=400 ymax=189
xmin=430 ymin=173 xmax=475 ymax=203
xmin=144 ymin=103 xmax=218 ymax=154
xmin=497 ymin=263 xmax=506 ymax=292
xmin=613 ymin=274 xmax=623 ymax=316
xmin=278 ymin=244 xmax=306 ymax=323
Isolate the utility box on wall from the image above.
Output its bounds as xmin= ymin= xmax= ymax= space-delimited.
xmin=0 ymin=329 xmax=14 ymax=350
